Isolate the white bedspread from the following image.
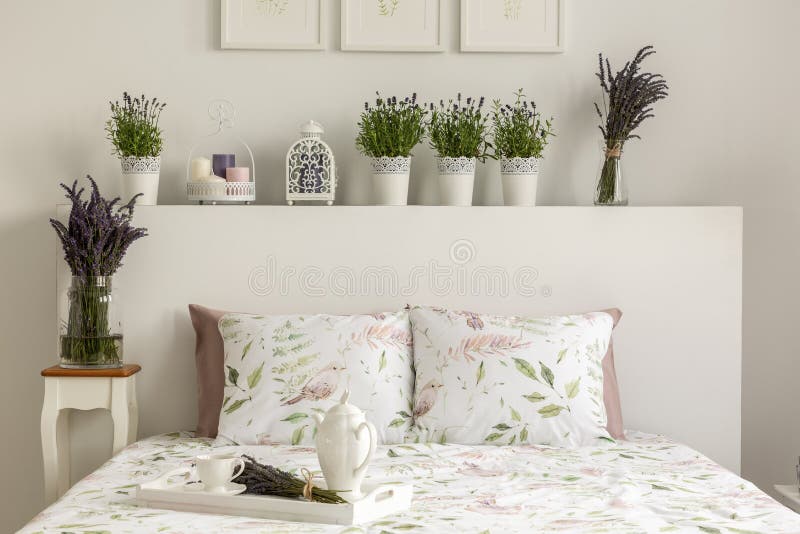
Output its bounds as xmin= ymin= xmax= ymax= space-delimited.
xmin=21 ymin=431 xmax=800 ymax=533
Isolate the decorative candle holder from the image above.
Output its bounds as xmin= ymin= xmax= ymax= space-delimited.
xmin=186 ymin=100 xmax=256 ymax=205
xmin=286 ymin=120 xmax=336 ymax=206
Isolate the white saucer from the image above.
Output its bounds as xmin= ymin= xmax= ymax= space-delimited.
xmin=184 ymin=481 xmax=247 ymax=496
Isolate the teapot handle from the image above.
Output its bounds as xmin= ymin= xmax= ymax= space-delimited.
xmin=352 ymin=421 xmax=376 ymax=481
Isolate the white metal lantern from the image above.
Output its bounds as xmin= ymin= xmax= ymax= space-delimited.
xmin=186 ymin=100 xmax=256 ymax=205
xmin=286 ymin=120 xmax=336 ymax=206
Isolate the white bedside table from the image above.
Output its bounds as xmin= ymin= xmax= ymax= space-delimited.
xmin=40 ymin=364 xmax=140 ymax=504
xmin=775 ymin=484 xmax=800 ymax=513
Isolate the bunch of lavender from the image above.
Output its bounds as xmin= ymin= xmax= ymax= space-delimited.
xmin=594 ymin=45 xmax=669 ymax=204
xmin=492 ymin=89 xmax=554 ymax=159
xmin=234 ymin=455 xmax=345 ymax=504
xmin=51 ymin=177 xmax=147 ymax=366
xmin=356 ymin=92 xmax=427 ymax=158
xmin=106 ymin=92 xmax=167 ymax=158
xmin=50 ymin=177 xmax=147 ymax=277
xmin=428 ymin=94 xmax=492 ymax=160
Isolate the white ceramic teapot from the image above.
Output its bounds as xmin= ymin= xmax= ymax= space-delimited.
xmin=312 ymin=390 xmax=376 ymax=500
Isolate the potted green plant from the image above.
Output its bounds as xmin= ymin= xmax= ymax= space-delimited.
xmin=492 ymin=90 xmax=554 ymax=206
xmin=50 ymin=177 xmax=147 ymax=368
xmin=428 ymin=94 xmax=491 ymax=206
xmin=356 ymin=93 xmax=427 ymax=205
xmin=594 ymin=46 xmax=668 ymax=205
xmin=106 ymin=92 xmax=167 ymax=205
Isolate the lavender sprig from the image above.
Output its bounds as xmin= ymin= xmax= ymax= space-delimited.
xmin=355 ymin=92 xmax=427 ymax=158
xmin=427 ymin=93 xmax=492 ymax=161
xmin=50 ymin=176 xmax=147 ymax=277
xmin=492 ymin=89 xmax=554 ymax=159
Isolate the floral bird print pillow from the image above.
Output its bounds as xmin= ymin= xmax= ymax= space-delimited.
xmin=217 ymin=311 xmax=414 ymax=446
xmin=408 ymin=306 xmax=614 ymax=447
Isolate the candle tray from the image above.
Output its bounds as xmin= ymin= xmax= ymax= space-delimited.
xmin=187 ymin=181 xmax=256 ymax=205
xmin=136 ymin=467 xmax=413 ymax=525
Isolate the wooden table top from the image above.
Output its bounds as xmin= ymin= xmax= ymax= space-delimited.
xmin=41 ymin=364 xmax=141 ymax=378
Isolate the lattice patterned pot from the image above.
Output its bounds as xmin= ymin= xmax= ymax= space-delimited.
xmin=436 ymin=157 xmax=476 ymax=206
xmin=370 ymin=156 xmax=411 ymax=206
xmin=120 ymin=156 xmax=160 ymax=206
xmin=500 ymin=157 xmax=539 ymax=207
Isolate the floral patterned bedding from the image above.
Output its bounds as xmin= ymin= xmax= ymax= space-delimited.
xmin=21 ymin=431 xmax=800 ymax=534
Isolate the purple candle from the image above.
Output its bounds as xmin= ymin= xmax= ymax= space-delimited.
xmin=212 ymin=154 xmax=235 ymax=178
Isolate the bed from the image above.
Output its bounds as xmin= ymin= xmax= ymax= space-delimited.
xmin=22 ymin=431 xmax=800 ymax=533
xmin=30 ymin=206 xmax=794 ymax=533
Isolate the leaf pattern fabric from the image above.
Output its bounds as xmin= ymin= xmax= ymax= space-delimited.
xmin=217 ymin=311 xmax=413 ymax=445
xmin=20 ymin=431 xmax=800 ymax=533
xmin=409 ymin=306 xmax=614 ymax=447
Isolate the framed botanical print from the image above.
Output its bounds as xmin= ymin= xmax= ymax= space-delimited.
xmin=461 ymin=0 xmax=564 ymax=53
xmin=222 ymin=0 xmax=325 ymax=50
xmin=342 ymin=0 xmax=443 ymax=52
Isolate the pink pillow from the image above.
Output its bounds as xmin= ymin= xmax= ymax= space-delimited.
xmin=188 ymin=304 xmax=226 ymax=438
xmin=600 ymin=308 xmax=625 ymax=440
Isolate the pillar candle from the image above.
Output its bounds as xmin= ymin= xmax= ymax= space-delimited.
xmin=225 ymin=167 xmax=250 ymax=182
xmin=212 ymin=154 xmax=235 ymax=178
xmin=190 ymin=157 xmax=212 ymax=181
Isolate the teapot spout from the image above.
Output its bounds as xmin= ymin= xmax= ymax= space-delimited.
xmin=312 ymin=412 xmax=324 ymax=426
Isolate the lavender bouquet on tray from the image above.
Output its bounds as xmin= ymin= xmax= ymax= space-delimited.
xmin=50 ymin=177 xmax=147 ymax=368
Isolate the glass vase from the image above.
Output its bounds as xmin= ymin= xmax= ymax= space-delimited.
xmin=59 ymin=276 xmax=123 ymax=369
xmin=594 ymin=139 xmax=628 ymax=206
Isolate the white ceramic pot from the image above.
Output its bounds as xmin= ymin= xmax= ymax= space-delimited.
xmin=370 ymin=156 xmax=410 ymax=206
xmin=500 ymin=157 xmax=540 ymax=207
xmin=120 ymin=156 xmax=161 ymax=205
xmin=312 ymin=390 xmax=376 ymax=500
xmin=436 ymin=156 xmax=476 ymax=207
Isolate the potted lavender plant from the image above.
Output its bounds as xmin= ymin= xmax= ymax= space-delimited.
xmin=492 ymin=89 xmax=554 ymax=206
xmin=594 ymin=46 xmax=669 ymax=205
xmin=356 ymin=92 xmax=427 ymax=206
xmin=50 ymin=177 xmax=147 ymax=368
xmin=428 ymin=94 xmax=491 ymax=206
xmin=106 ymin=92 xmax=167 ymax=205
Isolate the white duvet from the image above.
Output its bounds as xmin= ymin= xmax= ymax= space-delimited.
xmin=21 ymin=431 xmax=800 ymax=533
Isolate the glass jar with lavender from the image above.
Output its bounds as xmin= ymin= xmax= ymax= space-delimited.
xmin=60 ymin=276 xmax=123 ymax=368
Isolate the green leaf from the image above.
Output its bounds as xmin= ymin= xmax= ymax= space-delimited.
xmin=651 ymin=484 xmax=672 ymax=491
xmin=247 ymin=362 xmax=265 ymax=389
xmin=226 ymin=365 xmax=239 ymax=386
xmin=224 ymin=398 xmax=247 ymax=414
xmin=439 ymin=430 xmax=447 ymax=444
xmin=519 ymin=427 xmax=529 ymax=442
xmin=241 ymin=338 xmax=254 ymax=360
xmin=510 ymin=406 xmax=521 ymax=422
xmin=291 ymin=425 xmax=307 ymax=445
xmin=378 ymin=350 xmax=387 ymax=372
xmin=281 ymin=412 xmax=308 ymax=424
xmin=476 ymin=360 xmax=486 ymax=385
xmin=538 ymin=404 xmax=565 ymax=418
xmin=698 ymin=528 xmax=720 ymax=534
xmin=387 ymin=449 xmax=399 ymax=458
xmin=565 ymin=377 xmax=581 ymax=399
xmin=513 ymin=358 xmax=538 ymax=381
xmin=222 ymin=396 xmax=231 ymax=408
xmin=523 ymin=392 xmax=546 ymax=403
xmin=508 ymin=434 xmax=516 ymax=445
xmin=485 ymin=432 xmax=504 ymax=442
xmin=493 ymin=423 xmax=512 ymax=431
xmin=388 ymin=418 xmax=406 ymax=428
xmin=539 ymin=362 xmax=554 ymax=387
xmin=556 ymin=348 xmax=568 ymax=363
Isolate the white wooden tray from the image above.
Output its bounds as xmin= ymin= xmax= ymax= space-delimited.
xmin=136 ymin=468 xmax=412 ymax=526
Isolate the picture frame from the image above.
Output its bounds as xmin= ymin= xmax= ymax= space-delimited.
xmin=460 ymin=0 xmax=565 ymax=53
xmin=341 ymin=0 xmax=443 ymax=52
xmin=221 ymin=0 xmax=325 ymax=50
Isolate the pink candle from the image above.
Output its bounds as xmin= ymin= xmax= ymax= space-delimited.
xmin=225 ymin=167 xmax=250 ymax=182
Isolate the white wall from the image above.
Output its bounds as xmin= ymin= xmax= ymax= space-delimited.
xmin=0 ymin=0 xmax=797 ymax=531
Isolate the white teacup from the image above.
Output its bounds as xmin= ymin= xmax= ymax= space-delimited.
xmin=195 ymin=454 xmax=245 ymax=492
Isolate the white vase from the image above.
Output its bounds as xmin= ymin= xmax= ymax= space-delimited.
xmin=120 ymin=156 xmax=161 ymax=205
xmin=436 ymin=156 xmax=476 ymax=207
xmin=370 ymin=156 xmax=410 ymax=206
xmin=500 ymin=157 xmax=540 ymax=207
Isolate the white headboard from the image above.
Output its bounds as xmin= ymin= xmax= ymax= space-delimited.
xmin=57 ymin=206 xmax=743 ymax=473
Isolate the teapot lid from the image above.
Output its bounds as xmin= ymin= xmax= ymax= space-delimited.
xmin=325 ymin=390 xmax=363 ymax=416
